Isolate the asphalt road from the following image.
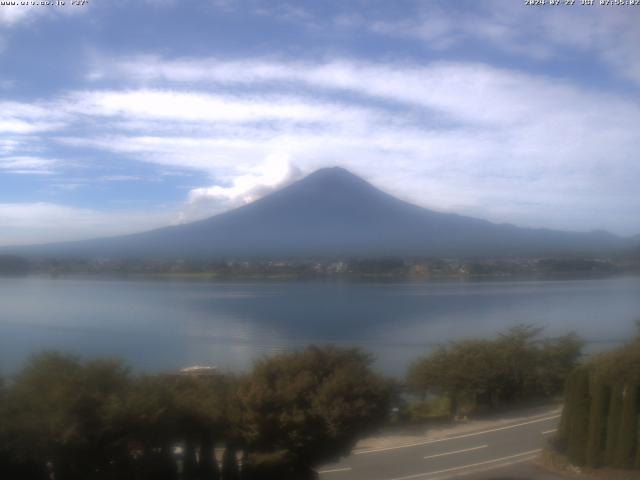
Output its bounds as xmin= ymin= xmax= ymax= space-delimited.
xmin=318 ymin=410 xmax=564 ymax=480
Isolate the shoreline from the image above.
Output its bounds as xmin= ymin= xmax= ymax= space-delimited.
xmin=3 ymin=270 xmax=639 ymax=284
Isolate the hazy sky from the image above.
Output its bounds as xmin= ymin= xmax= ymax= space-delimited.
xmin=1 ymin=0 xmax=639 ymax=245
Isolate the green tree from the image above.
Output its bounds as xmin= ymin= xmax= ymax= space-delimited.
xmin=122 ymin=371 xmax=233 ymax=480
xmin=408 ymin=340 xmax=510 ymax=415
xmin=221 ymin=444 xmax=240 ymax=480
xmin=494 ymin=325 xmax=544 ymax=401
xmin=614 ymin=384 xmax=639 ymax=468
xmin=559 ymin=330 xmax=640 ymax=470
xmin=604 ymin=384 xmax=624 ymax=466
xmin=556 ymin=370 xmax=575 ymax=452
xmin=406 ymin=346 xmax=449 ymax=400
xmin=407 ymin=326 xmax=581 ymax=417
xmin=3 ymin=352 xmax=131 ymax=480
xmin=585 ymin=374 xmax=609 ymax=467
xmin=538 ymin=333 xmax=583 ymax=396
xmin=566 ymin=367 xmax=590 ymax=466
xmin=238 ymin=346 xmax=390 ymax=479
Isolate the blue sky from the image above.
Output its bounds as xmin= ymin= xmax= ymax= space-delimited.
xmin=0 ymin=0 xmax=639 ymax=245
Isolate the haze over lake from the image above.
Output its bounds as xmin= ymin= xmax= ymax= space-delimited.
xmin=1 ymin=275 xmax=638 ymax=377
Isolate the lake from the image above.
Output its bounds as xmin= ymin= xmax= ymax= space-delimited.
xmin=1 ymin=275 xmax=639 ymax=377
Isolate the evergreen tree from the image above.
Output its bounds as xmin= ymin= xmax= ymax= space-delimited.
xmin=556 ymin=369 xmax=577 ymax=451
xmin=604 ymin=384 xmax=624 ymax=466
xmin=585 ymin=374 xmax=609 ymax=467
xmin=567 ymin=366 xmax=590 ymax=466
xmin=614 ymin=383 xmax=639 ymax=468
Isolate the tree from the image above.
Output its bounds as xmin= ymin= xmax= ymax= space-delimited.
xmin=3 ymin=352 xmax=131 ymax=480
xmin=237 ymin=346 xmax=390 ymax=479
xmin=2 ymin=347 xmax=391 ymax=480
xmin=221 ymin=444 xmax=240 ymax=480
xmin=566 ymin=367 xmax=590 ymax=466
xmin=556 ymin=368 xmax=576 ymax=452
xmin=122 ymin=371 xmax=235 ymax=480
xmin=604 ymin=384 xmax=624 ymax=466
xmin=494 ymin=325 xmax=544 ymax=401
xmin=614 ymin=384 xmax=639 ymax=468
xmin=585 ymin=374 xmax=609 ymax=467
xmin=538 ymin=333 xmax=583 ymax=396
xmin=406 ymin=346 xmax=449 ymax=400
xmin=120 ymin=374 xmax=181 ymax=480
xmin=407 ymin=326 xmax=582 ymax=417
xmin=558 ymin=331 xmax=640 ymax=470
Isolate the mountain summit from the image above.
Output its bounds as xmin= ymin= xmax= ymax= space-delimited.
xmin=7 ymin=167 xmax=626 ymax=258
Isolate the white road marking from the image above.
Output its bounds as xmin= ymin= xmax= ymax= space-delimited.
xmin=542 ymin=428 xmax=557 ymax=435
xmin=423 ymin=445 xmax=487 ymax=460
xmin=387 ymin=449 xmax=542 ymax=480
xmin=426 ymin=453 xmax=541 ymax=480
xmin=355 ymin=414 xmax=560 ymax=455
xmin=318 ymin=467 xmax=352 ymax=474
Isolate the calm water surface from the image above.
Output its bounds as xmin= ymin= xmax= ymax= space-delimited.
xmin=1 ymin=276 xmax=639 ymax=376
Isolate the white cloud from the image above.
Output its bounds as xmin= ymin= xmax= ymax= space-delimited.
xmin=0 ymin=156 xmax=58 ymax=175
xmin=178 ymin=154 xmax=302 ymax=222
xmin=90 ymin=56 xmax=638 ymax=130
xmin=6 ymin=55 xmax=640 ymax=236
xmin=0 ymin=119 xmax=54 ymax=134
xmin=369 ymin=2 xmax=640 ymax=86
xmin=63 ymin=89 xmax=369 ymax=125
xmin=79 ymin=57 xmax=640 ymax=156
xmin=97 ymin=175 xmax=143 ymax=182
xmin=0 ymin=138 xmax=21 ymax=154
xmin=0 ymin=101 xmax=68 ymax=133
xmin=0 ymin=4 xmax=37 ymax=26
xmin=0 ymin=2 xmax=90 ymax=58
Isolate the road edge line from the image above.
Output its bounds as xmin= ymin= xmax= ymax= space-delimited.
xmin=387 ymin=449 xmax=542 ymax=480
xmin=354 ymin=414 xmax=560 ymax=455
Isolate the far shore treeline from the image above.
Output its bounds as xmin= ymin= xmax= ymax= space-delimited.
xmin=1 ymin=253 xmax=640 ymax=279
xmin=0 ymin=327 xmax=582 ymax=480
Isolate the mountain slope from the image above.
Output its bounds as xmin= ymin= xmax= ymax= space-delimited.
xmin=5 ymin=167 xmax=628 ymax=258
